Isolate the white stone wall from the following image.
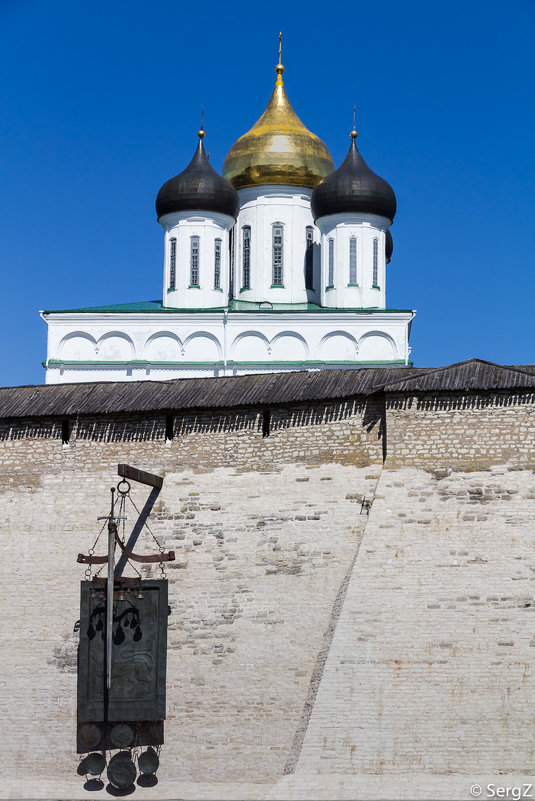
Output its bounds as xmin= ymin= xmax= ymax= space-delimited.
xmin=234 ymin=186 xmax=319 ymax=305
xmin=316 ymin=212 xmax=390 ymax=309
xmin=43 ymin=310 xmax=413 ymax=383
xmin=293 ymin=465 xmax=535 ymax=778
xmin=2 ymin=400 xmax=535 ymax=798
xmin=0 ymin=420 xmax=379 ymax=798
xmin=159 ymin=210 xmax=234 ymax=309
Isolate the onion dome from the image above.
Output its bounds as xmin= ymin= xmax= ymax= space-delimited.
xmin=385 ymin=229 xmax=393 ymax=264
xmin=311 ymin=126 xmax=396 ymax=222
xmin=156 ymin=129 xmax=240 ymax=220
xmin=222 ymin=54 xmax=334 ymax=190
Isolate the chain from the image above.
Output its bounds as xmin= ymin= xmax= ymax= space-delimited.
xmin=83 ymin=479 xmax=168 ymax=581
xmin=83 ymin=518 xmax=108 ymax=581
xmin=118 ymin=494 xmax=127 ymax=544
xmin=128 ymin=559 xmax=143 ymax=580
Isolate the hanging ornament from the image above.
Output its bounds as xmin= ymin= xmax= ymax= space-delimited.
xmin=75 ymin=464 xmax=173 ymax=794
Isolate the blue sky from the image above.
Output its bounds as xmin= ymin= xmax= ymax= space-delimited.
xmin=1 ymin=0 xmax=534 ymax=386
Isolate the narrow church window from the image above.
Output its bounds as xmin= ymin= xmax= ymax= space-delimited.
xmin=272 ymin=224 xmax=283 ymax=286
xmin=305 ymin=226 xmax=314 ymax=289
xmin=373 ymin=238 xmax=379 ymax=287
xmin=229 ymin=226 xmax=235 ymax=298
xmin=328 ymin=238 xmax=334 ymax=287
xmin=169 ymin=238 xmax=176 ymax=289
xmin=190 ymin=236 xmax=200 ymax=286
xmin=214 ymin=238 xmax=221 ymax=289
xmin=242 ymin=226 xmax=251 ymax=288
xmin=349 ymin=237 xmax=357 ymax=284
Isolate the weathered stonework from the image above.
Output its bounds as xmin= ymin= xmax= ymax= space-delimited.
xmin=1 ymin=386 xmax=534 ymax=800
xmin=385 ymin=392 xmax=535 ymax=469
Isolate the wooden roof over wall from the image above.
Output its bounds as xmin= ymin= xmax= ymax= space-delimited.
xmin=1 ymin=360 xmax=534 ymax=420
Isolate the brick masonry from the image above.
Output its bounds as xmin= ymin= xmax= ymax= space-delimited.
xmin=1 ymin=389 xmax=534 ymax=799
xmin=386 ymin=391 xmax=535 ymax=469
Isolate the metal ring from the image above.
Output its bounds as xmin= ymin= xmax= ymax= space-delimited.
xmin=117 ymin=479 xmax=131 ymax=496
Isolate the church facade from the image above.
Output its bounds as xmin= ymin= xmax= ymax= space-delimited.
xmin=41 ymin=55 xmax=414 ymax=384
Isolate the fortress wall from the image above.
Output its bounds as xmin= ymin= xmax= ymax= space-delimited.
xmin=2 ymin=390 xmax=535 ymax=798
xmin=0 ymin=396 xmax=383 ymax=483
xmin=0 ymin=398 xmax=381 ymax=794
xmin=294 ymin=465 xmax=535 ymax=779
xmin=385 ymin=391 xmax=535 ymax=469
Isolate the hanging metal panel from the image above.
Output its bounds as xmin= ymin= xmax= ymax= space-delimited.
xmin=77 ymin=579 xmax=168 ymax=724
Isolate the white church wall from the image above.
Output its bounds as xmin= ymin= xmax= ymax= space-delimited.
xmin=358 ymin=331 xmax=396 ymax=361
xmin=235 ymin=186 xmax=319 ymax=304
xmin=96 ymin=332 xmax=135 ymax=361
xmin=59 ymin=332 xmax=98 ymax=361
xmin=231 ymin=332 xmax=271 ymax=362
xmin=269 ymin=332 xmax=309 ymax=361
xmin=183 ymin=332 xmax=222 ymax=361
xmin=145 ymin=332 xmax=183 ymax=361
xmin=316 ymin=212 xmax=390 ymax=308
xmin=319 ymin=332 xmax=359 ymax=361
xmin=44 ymin=310 xmax=412 ymax=382
xmin=159 ymin=210 xmax=233 ymax=309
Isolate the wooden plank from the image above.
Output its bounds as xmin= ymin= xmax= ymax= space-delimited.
xmin=117 ymin=463 xmax=164 ymax=489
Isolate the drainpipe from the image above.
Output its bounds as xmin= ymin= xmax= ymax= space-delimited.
xmin=223 ymin=309 xmax=228 ymax=375
xmin=405 ymin=311 xmax=416 ymax=365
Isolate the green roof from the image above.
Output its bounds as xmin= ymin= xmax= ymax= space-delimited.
xmin=42 ymin=299 xmax=414 ymax=315
xmin=44 ymin=358 xmax=411 ymax=367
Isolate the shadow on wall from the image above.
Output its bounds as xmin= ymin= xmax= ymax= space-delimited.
xmin=0 ymin=398 xmax=384 ymax=445
xmin=0 ymin=419 xmax=67 ymax=441
xmin=387 ymin=392 xmax=535 ymax=412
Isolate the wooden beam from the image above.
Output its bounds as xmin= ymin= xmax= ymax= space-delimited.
xmin=117 ymin=464 xmax=164 ymax=489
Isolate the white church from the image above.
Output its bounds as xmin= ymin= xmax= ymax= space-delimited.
xmin=41 ymin=50 xmax=414 ymax=384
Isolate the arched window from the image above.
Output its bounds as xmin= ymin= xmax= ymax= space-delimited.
xmin=305 ymin=226 xmax=314 ymax=289
xmin=272 ymin=224 xmax=283 ymax=286
xmin=349 ymin=237 xmax=357 ymax=285
xmin=169 ymin=238 xmax=176 ymax=289
xmin=328 ymin=238 xmax=334 ymax=287
xmin=372 ymin=238 xmax=379 ymax=287
xmin=242 ymin=226 xmax=251 ymax=288
xmin=190 ymin=236 xmax=200 ymax=286
xmin=214 ymin=238 xmax=221 ymax=289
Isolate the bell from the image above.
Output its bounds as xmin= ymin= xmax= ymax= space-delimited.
xmin=135 ymin=588 xmax=144 ymax=600
xmin=117 ymin=588 xmax=127 ymax=602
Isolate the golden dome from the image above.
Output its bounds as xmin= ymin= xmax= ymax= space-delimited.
xmin=222 ymin=58 xmax=334 ymax=190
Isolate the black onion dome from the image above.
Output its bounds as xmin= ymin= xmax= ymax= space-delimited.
xmin=385 ymin=229 xmax=393 ymax=264
xmin=156 ymin=132 xmax=240 ymax=220
xmin=311 ymin=134 xmax=396 ymax=222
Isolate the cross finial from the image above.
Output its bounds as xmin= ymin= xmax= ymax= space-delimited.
xmin=198 ymin=107 xmax=205 ymax=140
xmin=276 ymin=31 xmax=285 ymax=82
xmin=275 ymin=31 xmax=284 ymax=86
xmin=350 ymin=105 xmax=358 ymax=139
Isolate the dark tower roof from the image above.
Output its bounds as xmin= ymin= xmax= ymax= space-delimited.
xmin=156 ymin=130 xmax=240 ymax=221
xmin=386 ymin=229 xmax=393 ymax=264
xmin=311 ymin=130 xmax=396 ymax=222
